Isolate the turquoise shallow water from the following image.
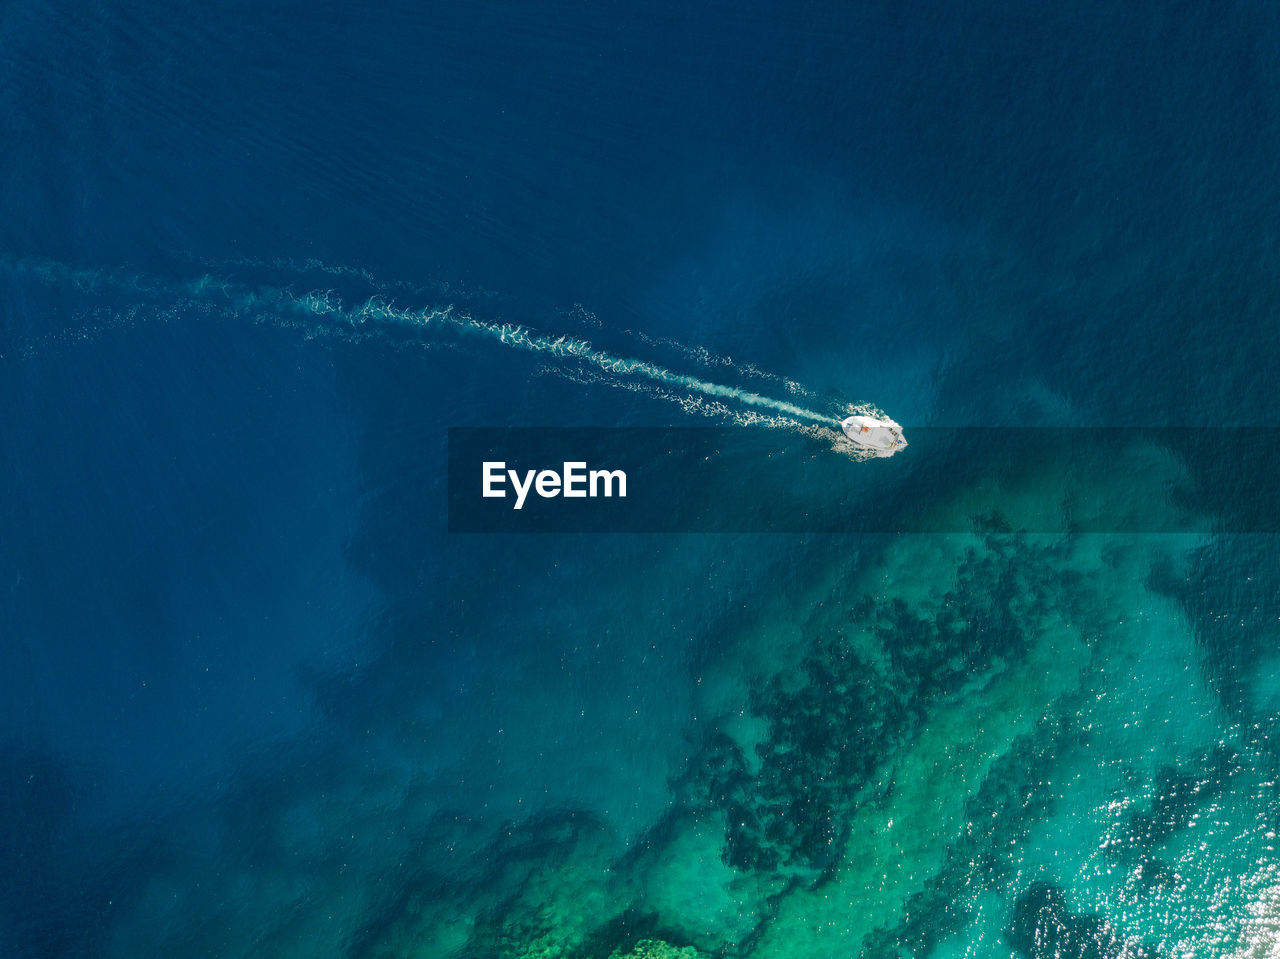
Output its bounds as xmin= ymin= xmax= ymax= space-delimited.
xmin=3 ymin=2 xmax=1280 ymax=958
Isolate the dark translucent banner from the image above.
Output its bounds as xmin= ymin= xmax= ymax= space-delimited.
xmin=447 ymin=427 xmax=1280 ymax=533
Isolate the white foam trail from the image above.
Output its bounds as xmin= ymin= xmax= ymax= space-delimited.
xmin=245 ymin=282 xmax=835 ymax=424
xmin=198 ymin=257 xmax=814 ymax=398
xmin=3 ymin=257 xmax=867 ymax=434
xmin=534 ymin=364 xmax=877 ymax=458
xmin=623 ymin=327 xmax=816 ymax=398
xmin=472 ymin=319 xmax=833 ymax=423
xmin=537 ymin=364 xmax=811 ymax=430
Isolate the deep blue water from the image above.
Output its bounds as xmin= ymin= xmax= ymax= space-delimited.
xmin=3 ymin=2 xmax=1280 ymax=957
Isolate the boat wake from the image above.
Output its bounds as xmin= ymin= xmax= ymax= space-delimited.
xmin=3 ymin=256 xmax=894 ymax=449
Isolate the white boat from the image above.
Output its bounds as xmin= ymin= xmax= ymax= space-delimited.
xmin=841 ymin=414 xmax=908 ymax=456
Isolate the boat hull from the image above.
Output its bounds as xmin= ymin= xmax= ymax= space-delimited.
xmin=841 ymin=414 xmax=908 ymax=456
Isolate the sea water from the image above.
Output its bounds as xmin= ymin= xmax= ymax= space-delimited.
xmin=2 ymin=1 xmax=1279 ymax=957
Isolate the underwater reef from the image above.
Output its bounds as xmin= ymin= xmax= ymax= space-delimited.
xmin=1008 ymin=881 xmax=1162 ymax=959
xmin=356 ymin=520 xmax=1240 ymax=959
